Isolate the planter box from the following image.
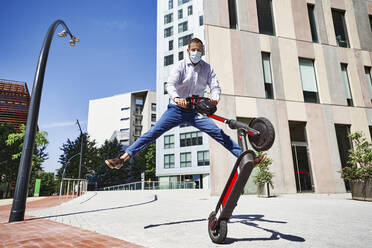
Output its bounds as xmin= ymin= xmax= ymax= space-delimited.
xmin=350 ymin=180 xmax=372 ymax=202
xmin=257 ymin=183 xmax=272 ymax=198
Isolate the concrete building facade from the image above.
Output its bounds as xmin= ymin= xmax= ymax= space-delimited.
xmin=202 ymin=0 xmax=372 ymax=195
xmin=88 ymin=90 xmax=156 ymax=147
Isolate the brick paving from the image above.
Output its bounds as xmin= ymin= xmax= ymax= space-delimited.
xmin=0 ymin=196 xmax=143 ymax=248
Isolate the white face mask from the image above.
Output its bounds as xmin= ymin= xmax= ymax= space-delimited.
xmin=189 ymin=50 xmax=202 ymax=64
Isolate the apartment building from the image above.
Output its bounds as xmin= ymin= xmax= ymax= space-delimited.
xmin=156 ymin=0 xmax=210 ymax=188
xmin=88 ymin=90 xmax=156 ymax=147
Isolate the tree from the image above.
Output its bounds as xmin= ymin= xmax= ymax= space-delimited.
xmin=4 ymin=124 xmax=49 ymax=197
xmin=130 ymin=142 xmax=156 ymax=182
xmin=95 ymin=138 xmax=129 ymax=188
xmin=0 ymin=123 xmax=19 ymax=198
xmin=38 ymin=172 xmax=58 ymax=196
xmin=56 ymin=133 xmax=101 ymax=181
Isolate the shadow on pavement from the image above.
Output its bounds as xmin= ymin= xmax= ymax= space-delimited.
xmin=144 ymin=214 xmax=305 ymax=244
xmin=144 ymin=218 xmax=207 ymax=229
xmin=25 ymin=194 xmax=158 ymax=221
xmin=225 ymin=215 xmax=305 ymax=244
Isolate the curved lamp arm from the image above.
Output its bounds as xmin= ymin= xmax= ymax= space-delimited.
xmin=9 ymin=20 xmax=79 ymax=222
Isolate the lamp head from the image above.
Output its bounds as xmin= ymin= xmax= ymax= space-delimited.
xmin=69 ymin=40 xmax=75 ymax=46
xmin=57 ymin=30 xmax=67 ymax=37
xmin=72 ymin=37 xmax=80 ymax=42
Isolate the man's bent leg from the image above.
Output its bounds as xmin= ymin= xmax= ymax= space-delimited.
xmin=192 ymin=115 xmax=267 ymax=165
xmin=126 ymin=105 xmax=183 ymax=157
xmin=192 ymin=115 xmax=242 ymax=157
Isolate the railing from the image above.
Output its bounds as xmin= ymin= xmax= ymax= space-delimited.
xmin=59 ymin=178 xmax=88 ymax=201
xmin=102 ymin=180 xmax=200 ymax=191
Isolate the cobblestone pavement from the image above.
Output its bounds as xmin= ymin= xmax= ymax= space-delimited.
xmin=29 ymin=190 xmax=372 ymax=248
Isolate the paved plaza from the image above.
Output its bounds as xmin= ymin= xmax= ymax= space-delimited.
xmin=27 ymin=190 xmax=371 ymax=248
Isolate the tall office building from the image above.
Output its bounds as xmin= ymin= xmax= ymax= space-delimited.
xmin=203 ymin=0 xmax=372 ymax=195
xmin=157 ymin=0 xmax=372 ymax=194
xmin=156 ymin=0 xmax=210 ymax=189
xmin=0 ymin=79 xmax=30 ymax=131
xmin=88 ymin=90 xmax=156 ymax=147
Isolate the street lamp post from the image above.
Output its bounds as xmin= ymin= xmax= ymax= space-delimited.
xmin=9 ymin=20 xmax=79 ymax=222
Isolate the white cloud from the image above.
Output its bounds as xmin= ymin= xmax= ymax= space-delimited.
xmin=40 ymin=120 xmax=87 ymax=129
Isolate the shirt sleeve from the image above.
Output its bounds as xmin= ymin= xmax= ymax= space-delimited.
xmin=207 ymin=67 xmax=221 ymax=102
xmin=166 ymin=62 xmax=182 ymax=100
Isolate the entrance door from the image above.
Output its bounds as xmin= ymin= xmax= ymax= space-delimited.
xmin=291 ymin=143 xmax=314 ymax=192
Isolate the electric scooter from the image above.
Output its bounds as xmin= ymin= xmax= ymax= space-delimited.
xmin=186 ymin=96 xmax=275 ymax=244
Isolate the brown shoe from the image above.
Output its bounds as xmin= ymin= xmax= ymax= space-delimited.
xmin=105 ymin=157 xmax=124 ymax=170
xmin=254 ymin=154 xmax=267 ymax=167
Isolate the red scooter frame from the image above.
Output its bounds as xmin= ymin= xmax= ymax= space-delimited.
xmin=186 ymin=96 xmax=275 ymax=243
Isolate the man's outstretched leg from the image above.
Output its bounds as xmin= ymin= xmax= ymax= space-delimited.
xmin=192 ymin=114 xmax=266 ymax=166
xmin=105 ymin=105 xmax=184 ymax=169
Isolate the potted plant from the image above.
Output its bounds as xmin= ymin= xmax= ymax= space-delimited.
xmin=340 ymin=131 xmax=372 ymax=201
xmin=253 ymin=152 xmax=274 ymax=197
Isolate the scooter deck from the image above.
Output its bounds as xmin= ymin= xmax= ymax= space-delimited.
xmin=214 ymin=150 xmax=256 ymax=222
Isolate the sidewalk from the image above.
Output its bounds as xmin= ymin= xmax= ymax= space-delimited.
xmin=0 ymin=195 xmax=143 ymax=248
xmin=28 ymin=190 xmax=372 ymax=248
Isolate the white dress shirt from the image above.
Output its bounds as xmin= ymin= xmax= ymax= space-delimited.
xmin=167 ymin=56 xmax=221 ymax=104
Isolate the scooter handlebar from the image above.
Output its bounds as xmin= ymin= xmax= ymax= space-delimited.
xmin=227 ymin=119 xmax=250 ymax=130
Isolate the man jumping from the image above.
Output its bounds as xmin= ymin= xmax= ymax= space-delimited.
xmin=105 ymin=38 xmax=266 ymax=169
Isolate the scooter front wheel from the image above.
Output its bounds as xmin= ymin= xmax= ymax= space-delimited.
xmin=208 ymin=211 xmax=227 ymax=244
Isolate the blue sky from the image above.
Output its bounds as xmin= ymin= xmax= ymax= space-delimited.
xmin=0 ymin=0 xmax=157 ymax=173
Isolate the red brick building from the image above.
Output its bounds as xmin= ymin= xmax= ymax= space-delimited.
xmin=0 ymin=79 xmax=31 ymax=130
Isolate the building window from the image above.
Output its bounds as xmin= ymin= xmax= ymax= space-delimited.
xmin=164 ymin=13 xmax=173 ymax=24
xmin=228 ymin=0 xmax=238 ymax=29
xmin=180 ymin=123 xmax=190 ymax=128
xmin=134 ymin=127 xmax=142 ymax=136
xmin=121 ymin=107 xmax=129 ymax=111
xmin=178 ymin=21 xmax=188 ymax=33
xmin=178 ymin=9 xmax=183 ymax=19
xmin=164 ymin=135 xmax=174 ymax=149
xmin=187 ymin=5 xmax=193 ymax=16
xmin=120 ymin=117 xmax=129 ymax=121
xmin=164 ymin=154 xmax=175 ymax=169
xmin=197 ymin=150 xmax=210 ymax=166
xmin=257 ymin=0 xmax=275 ymax=35
xmin=164 ymin=54 xmax=174 ymax=66
xmin=178 ymin=34 xmax=193 ymax=47
xmin=180 ymin=131 xmax=203 ymax=147
xmin=120 ymin=128 xmax=129 ymax=132
xmin=135 ymin=116 xmax=142 ymax=125
xmin=151 ymin=103 xmax=156 ymax=111
xmin=199 ymin=15 xmax=204 ymax=26
xmin=164 ymin=82 xmax=168 ymax=94
xmin=120 ymin=139 xmax=129 ymax=144
xmin=178 ymin=0 xmax=190 ymax=5
xmin=341 ymin=64 xmax=353 ymax=106
xmin=168 ymin=0 xmax=173 ymax=10
xmin=169 ymin=40 xmax=173 ymax=51
xmin=365 ymin=67 xmax=372 ymax=102
xmin=307 ymin=4 xmax=318 ymax=43
xmin=164 ymin=26 xmax=173 ymax=38
xmin=299 ymin=58 xmax=319 ymax=103
xmin=369 ymin=15 xmax=372 ymax=32
xmin=151 ymin=114 xmax=156 ymax=122
xmin=261 ymin=52 xmax=274 ymax=99
xmin=331 ymin=9 xmax=349 ymax=48
xmin=180 ymin=152 xmax=192 ymax=167
xmin=179 ymin=51 xmax=184 ymax=60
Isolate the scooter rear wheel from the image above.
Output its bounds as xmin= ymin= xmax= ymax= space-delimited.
xmin=208 ymin=211 xmax=227 ymax=244
xmin=248 ymin=117 xmax=275 ymax=151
